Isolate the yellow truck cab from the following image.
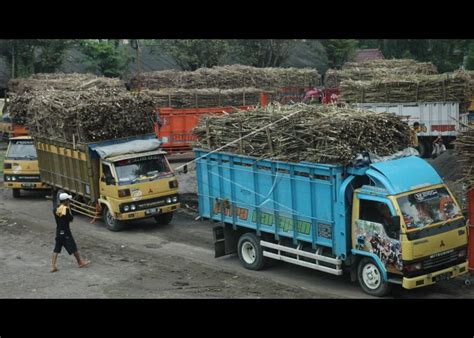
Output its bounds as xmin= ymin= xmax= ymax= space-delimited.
xmin=3 ymin=136 xmax=48 ymax=197
xmin=35 ymin=134 xmax=180 ymax=231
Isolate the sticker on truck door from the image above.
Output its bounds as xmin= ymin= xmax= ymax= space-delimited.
xmin=131 ymin=188 xmax=143 ymax=201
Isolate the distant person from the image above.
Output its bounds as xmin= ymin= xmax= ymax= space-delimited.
xmin=410 ymin=122 xmax=425 ymax=153
xmin=431 ymin=135 xmax=446 ymax=159
xmin=303 ymin=87 xmax=321 ymax=104
xmin=51 ymin=193 xmax=90 ymax=273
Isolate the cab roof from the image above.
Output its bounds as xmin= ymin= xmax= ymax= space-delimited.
xmin=10 ymin=136 xmax=32 ymax=141
xmin=364 ymin=156 xmax=443 ymax=195
xmin=106 ymin=150 xmax=167 ymax=163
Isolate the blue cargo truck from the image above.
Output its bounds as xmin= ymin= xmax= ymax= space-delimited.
xmin=195 ymin=149 xmax=468 ymax=296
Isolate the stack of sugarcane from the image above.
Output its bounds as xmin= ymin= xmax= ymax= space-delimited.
xmin=129 ymin=65 xmax=320 ymax=90
xmin=10 ymin=88 xmax=156 ymax=143
xmin=340 ymin=71 xmax=472 ymax=112
xmin=8 ymin=73 xmax=125 ymax=94
xmin=325 ymin=59 xmax=438 ymax=88
xmin=142 ymin=87 xmax=269 ymax=108
xmin=6 ymin=74 xmax=126 ymax=125
xmin=454 ymin=123 xmax=474 ymax=187
xmin=193 ymin=103 xmax=412 ymax=165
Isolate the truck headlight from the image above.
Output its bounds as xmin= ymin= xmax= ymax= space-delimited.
xmin=166 ymin=197 xmax=172 ymax=204
xmin=123 ymin=205 xmax=130 ymax=212
xmin=405 ymin=262 xmax=422 ymax=272
xmin=130 ymin=204 xmax=136 ymax=211
xmin=458 ymin=248 xmax=467 ymax=258
xmin=5 ymin=176 xmax=11 ymax=181
xmin=11 ymin=176 xmax=16 ymax=181
xmin=172 ymin=196 xmax=178 ymax=203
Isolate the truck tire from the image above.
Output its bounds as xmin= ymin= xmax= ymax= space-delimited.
xmin=357 ymin=257 xmax=391 ymax=297
xmin=104 ymin=207 xmax=124 ymax=232
xmin=154 ymin=212 xmax=173 ymax=225
xmin=12 ymin=189 xmax=20 ymax=198
xmin=237 ymin=233 xmax=267 ymax=271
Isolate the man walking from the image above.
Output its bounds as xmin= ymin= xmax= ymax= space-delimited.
xmin=51 ymin=193 xmax=90 ymax=272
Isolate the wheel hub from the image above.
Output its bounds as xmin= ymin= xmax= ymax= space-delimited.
xmin=362 ymin=264 xmax=381 ymax=290
xmin=242 ymin=242 xmax=256 ymax=264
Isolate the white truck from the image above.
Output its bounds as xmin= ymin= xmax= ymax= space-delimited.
xmin=355 ymin=102 xmax=469 ymax=157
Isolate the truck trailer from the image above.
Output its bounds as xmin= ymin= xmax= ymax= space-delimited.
xmin=195 ymin=149 xmax=468 ymax=296
xmin=35 ymin=134 xmax=180 ymax=231
xmin=355 ymin=102 xmax=468 ymax=157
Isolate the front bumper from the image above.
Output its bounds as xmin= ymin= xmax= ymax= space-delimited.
xmin=115 ymin=203 xmax=181 ymax=221
xmin=4 ymin=181 xmax=49 ymax=190
xmin=402 ymin=261 xmax=468 ymax=289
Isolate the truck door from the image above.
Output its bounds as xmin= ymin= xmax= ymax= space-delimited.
xmin=353 ymin=196 xmax=403 ymax=274
xmin=100 ymin=162 xmax=117 ymax=201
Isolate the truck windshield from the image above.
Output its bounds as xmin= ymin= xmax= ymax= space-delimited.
xmin=6 ymin=140 xmax=37 ymax=160
xmin=114 ymin=154 xmax=171 ymax=184
xmin=396 ymin=187 xmax=462 ymax=231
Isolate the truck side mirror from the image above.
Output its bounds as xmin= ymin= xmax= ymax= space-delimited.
xmin=105 ymin=176 xmax=115 ymax=185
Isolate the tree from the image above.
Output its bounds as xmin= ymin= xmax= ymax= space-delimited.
xmin=230 ymin=39 xmax=294 ymax=67
xmin=78 ymin=40 xmax=132 ymax=77
xmin=465 ymin=42 xmax=474 ymax=70
xmin=320 ymin=39 xmax=358 ymax=69
xmin=0 ymin=39 xmax=72 ymax=78
xmin=159 ymin=39 xmax=230 ymax=71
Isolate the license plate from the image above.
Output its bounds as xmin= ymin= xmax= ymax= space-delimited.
xmin=21 ymin=183 xmax=35 ymax=188
xmin=433 ymin=272 xmax=452 ymax=282
xmin=145 ymin=208 xmax=160 ymax=215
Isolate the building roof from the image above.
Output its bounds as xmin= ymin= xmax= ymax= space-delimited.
xmin=355 ymin=49 xmax=384 ymax=62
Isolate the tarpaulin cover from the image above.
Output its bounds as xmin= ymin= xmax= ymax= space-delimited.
xmin=91 ymin=139 xmax=161 ymax=159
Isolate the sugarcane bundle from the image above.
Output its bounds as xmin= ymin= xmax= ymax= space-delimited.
xmin=325 ymin=59 xmax=438 ymax=88
xmin=129 ymin=65 xmax=320 ymax=90
xmin=343 ymin=59 xmax=438 ymax=71
xmin=454 ymin=123 xmax=474 ymax=187
xmin=468 ymin=71 xmax=474 ymax=95
xmin=12 ymin=88 xmax=156 ymax=143
xmin=340 ymin=71 xmax=472 ymax=111
xmin=193 ymin=103 xmax=412 ymax=165
xmin=142 ymin=87 xmax=270 ymax=108
xmin=8 ymin=73 xmax=125 ymax=94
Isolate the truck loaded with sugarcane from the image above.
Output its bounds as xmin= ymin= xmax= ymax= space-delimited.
xmin=193 ymin=104 xmax=468 ymax=296
xmin=7 ymin=85 xmax=180 ymax=231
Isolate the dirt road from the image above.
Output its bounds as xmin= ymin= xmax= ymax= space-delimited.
xmin=0 ymin=183 xmax=473 ymax=299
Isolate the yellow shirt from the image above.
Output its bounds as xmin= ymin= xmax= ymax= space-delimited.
xmin=410 ymin=127 xmax=420 ymax=147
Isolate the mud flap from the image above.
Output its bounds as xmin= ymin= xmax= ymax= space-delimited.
xmin=213 ymin=225 xmax=239 ymax=258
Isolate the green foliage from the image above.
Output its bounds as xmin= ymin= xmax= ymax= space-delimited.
xmin=230 ymin=39 xmax=294 ymax=67
xmin=78 ymin=40 xmax=132 ymax=77
xmin=465 ymin=42 xmax=474 ymax=70
xmin=160 ymin=39 xmax=230 ymax=71
xmin=356 ymin=39 xmax=472 ymax=73
xmin=0 ymin=39 xmax=71 ymax=77
xmin=320 ymin=39 xmax=358 ymax=69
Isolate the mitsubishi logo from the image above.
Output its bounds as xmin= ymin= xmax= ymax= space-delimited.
xmin=148 ymin=188 xmax=153 ymax=193
xmin=440 ymin=240 xmax=446 ymax=247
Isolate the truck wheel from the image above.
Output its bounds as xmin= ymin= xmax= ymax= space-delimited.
xmin=154 ymin=212 xmax=173 ymax=225
xmin=12 ymin=189 xmax=21 ymax=198
xmin=104 ymin=207 xmax=124 ymax=232
xmin=357 ymin=257 xmax=391 ymax=297
xmin=237 ymin=233 xmax=267 ymax=271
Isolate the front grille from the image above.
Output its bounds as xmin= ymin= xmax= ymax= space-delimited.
xmin=423 ymin=250 xmax=458 ymax=270
xmin=404 ymin=247 xmax=466 ymax=278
